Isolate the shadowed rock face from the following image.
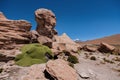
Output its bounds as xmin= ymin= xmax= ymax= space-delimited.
xmin=35 ymin=8 xmax=57 ymax=39
xmin=0 ymin=13 xmax=32 ymax=49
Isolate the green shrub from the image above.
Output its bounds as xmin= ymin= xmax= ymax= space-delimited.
xmin=67 ymin=55 xmax=79 ymax=64
xmin=15 ymin=43 xmax=53 ymax=67
xmin=90 ymin=56 xmax=96 ymax=61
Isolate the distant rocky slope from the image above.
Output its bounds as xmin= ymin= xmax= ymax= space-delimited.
xmin=79 ymin=34 xmax=120 ymax=45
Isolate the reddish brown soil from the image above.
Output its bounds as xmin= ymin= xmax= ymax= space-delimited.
xmin=78 ymin=34 xmax=120 ymax=45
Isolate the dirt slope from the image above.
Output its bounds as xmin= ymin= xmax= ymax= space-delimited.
xmin=79 ymin=34 xmax=120 ymax=45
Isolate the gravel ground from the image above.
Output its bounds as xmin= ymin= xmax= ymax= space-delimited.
xmin=74 ymin=51 xmax=120 ymax=80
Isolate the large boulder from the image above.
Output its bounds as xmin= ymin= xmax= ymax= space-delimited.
xmin=46 ymin=59 xmax=78 ymax=80
xmin=82 ymin=45 xmax=97 ymax=52
xmin=98 ymin=42 xmax=115 ymax=53
xmin=0 ymin=12 xmax=32 ymax=49
xmin=35 ymin=8 xmax=57 ymax=39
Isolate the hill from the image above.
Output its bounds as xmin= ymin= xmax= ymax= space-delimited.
xmin=78 ymin=34 xmax=120 ymax=46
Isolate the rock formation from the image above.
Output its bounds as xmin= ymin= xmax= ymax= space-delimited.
xmin=0 ymin=12 xmax=32 ymax=49
xmin=29 ymin=30 xmax=40 ymax=43
xmin=82 ymin=45 xmax=97 ymax=52
xmin=35 ymin=8 xmax=57 ymax=39
xmin=37 ymin=36 xmax=52 ymax=48
xmin=98 ymin=42 xmax=115 ymax=53
xmin=46 ymin=59 xmax=78 ymax=80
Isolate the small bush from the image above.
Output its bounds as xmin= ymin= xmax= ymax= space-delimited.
xmin=90 ymin=56 xmax=96 ymax=61
xmin=67 ymin=55 xmax=79 ymax=64
xmin=15 ymin=43 xmax=53 ymax=67
xmin=68 ymin=62 xmax=74 ymax=68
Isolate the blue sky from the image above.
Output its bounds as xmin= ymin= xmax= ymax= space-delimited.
xmin=0 ymin=0 xmax=120 ymax=41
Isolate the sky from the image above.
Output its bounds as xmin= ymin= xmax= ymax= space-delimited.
xmin=0 ymin=0 xmax=120 ymax=41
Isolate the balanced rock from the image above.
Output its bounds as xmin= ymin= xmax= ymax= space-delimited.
xmin=0 ymin=12 xmax=31 ymax=49
xmin=98 ymin=42 xmax=115 ymax=53
xmin=46 ymin=59 xmax=78 ymax=80
xmin=35 ymin=8 xmax=57 ymax=39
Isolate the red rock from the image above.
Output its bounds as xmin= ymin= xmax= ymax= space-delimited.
xmin=98 ymin=42 xmax=115 ymax=53
xmin=37 ymin=35 xmax=52 ymax=48
xmin=0 ymin=12 xmax=32 ymax=49
xmin=52 ymin=42 xmax=66 ymax=51
xmin=83 ymin=45 xmax=97 ymax=52
xmin=46 ymin=59 xmax=78 ymax=80
xmin=30 ymin=30 xmax=40 ymax=43
xmin=54 ymin=33 xmax=80 ymax=52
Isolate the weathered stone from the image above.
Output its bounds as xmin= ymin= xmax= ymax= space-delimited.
xmin=0 ymin=12 xmax=7 ymax=21
xmin=83 ymin=45 xmax=97 ymax=52
xmin=20 ymin=64 xmax=47 ymax=80
xmin=37 ymin=36 xmax=52 ymax=48
xmin=46 ymin=59 xmax=78 ymax=80
xmin=51 ymin=49 xmax=61 ymax=56
xmin=54 ymin=33 xmax=80 ymax=52
xmin=0 ymin=12 xmax=32 ymax=49
xmin=29 ymin=30 xmax=40 ymax=43
xmin=52 ymin=42 xmax=66 ymax=51
xmin=0 ymin=64 xmax=47 ymax=80
xmin=98 ymin=42 xmax=115 ymax=53
xmin=0 ymin=50 xmax=21 ymax=62
xmin=79 ymin=72 xmax=90 ymax=79
xmin=35 ymin=8 xmax=57 ymax=39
